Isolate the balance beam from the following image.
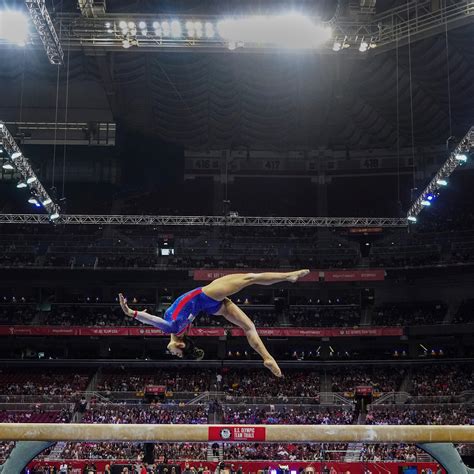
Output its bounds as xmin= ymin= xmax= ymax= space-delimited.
xmin=0 ymin=424 xmax=473 ymax=443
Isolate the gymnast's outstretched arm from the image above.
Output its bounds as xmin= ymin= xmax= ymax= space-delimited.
xmin=118 ymin=293 xmax=174 ymax=333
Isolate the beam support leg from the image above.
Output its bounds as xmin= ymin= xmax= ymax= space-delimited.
xmin=417 ymin=443 xmax=474 ymax=474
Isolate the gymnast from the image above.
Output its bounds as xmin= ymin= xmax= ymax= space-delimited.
xmin=119 ymin=269 xmax=309 ymax=377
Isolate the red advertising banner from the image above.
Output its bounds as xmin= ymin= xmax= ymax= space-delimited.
xmin=324 ymin=269 xmax=385 ymax=282
xmin=194 ymin=269 xmax=319 ymax=282
xmin=0 ymin=326 xmax=402 ymax=337
xmin=28 ymin=460 xmax=445 ymax=474
xmin=194 ymin=269 xmax=385 ymax=282
xmin=230 ymin=327 xmax=403 ymax=337
xmin=208 ymin=426 xmax=266 ymax=442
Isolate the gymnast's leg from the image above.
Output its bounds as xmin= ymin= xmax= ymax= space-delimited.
xmin=202 ymin=269 xmax=309 ymax=302
xmin=215 ymin=298 xmax=282 ymax=377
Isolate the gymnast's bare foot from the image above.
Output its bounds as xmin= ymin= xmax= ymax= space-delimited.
xmin=264 ymin=357 xmax=282 ymax=377
xmin=287 ymin=269 xmax=310 ymax=283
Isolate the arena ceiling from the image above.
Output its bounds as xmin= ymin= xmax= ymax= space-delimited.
xmin=1 ymin=0 xmax=474 ymax=150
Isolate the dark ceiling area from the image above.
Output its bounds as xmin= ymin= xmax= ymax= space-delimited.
xmin=1 ymin=1 xmax=473 ymax=150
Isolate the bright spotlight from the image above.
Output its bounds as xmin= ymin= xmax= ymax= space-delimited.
xmin=119 ymin=20 xmax=127 ymax=29
xmin=26 ymin=176 xmax=37 ymax=184
xmin=2 ymin=162 xmax=14 ymax=170
xmin=205 ymin=22 xmax=215 ymax=38
xmin=105 ymin=22 xmax=111 ymax=28
xmin=407 ymin=216 xmax=417 ymax=223
xmin=359 ymin=40 xmax=368 ymax=52
xmin=50 ymin=212 xmax=60 ymax=221
xmin=455 ymin=153 xmax=467 ymax=162
xmin=217 ymin=13 xmax=332 ymax=49
xmin=138 ymin=21 xmax=147 ymax=29
xmin=122 ymin=39 xmax=131 ymax=49
xmin=11 ymin=151 xmax=22 ymax=159
xmin=0 ymin=10 xmax=29 ymax=46
xmin=16 ymin=181 xmax=27 ymax=189
xmin=161 ymin=21 xmax=170 ymax=36
xmin=421 ymin=200 xmax=431 ymax=206
xmin=194 ymin=21 xmax=203 ymax=38
xmin=170 ymin=20 xmax=181 ymax=37
xmin=332 ymin=40 xmax=341 ymax=51
xmin=186 ymin=21 xmax=194 ymax=36
xmin=127 ymin=21 xmax=135 ymax=29
xmin=28 ymin=197 xmax=39 ymax=205
xmin=437 ymin=179 xmax=447 ymax=186
xmin=153 ymin=22 xmax=162 ymax=36
xmin=42 ymin=198 xmax=52 ymax=206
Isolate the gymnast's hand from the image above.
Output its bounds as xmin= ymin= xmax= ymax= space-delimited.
xmin=118 ymin=293 xmax=148 ymax=318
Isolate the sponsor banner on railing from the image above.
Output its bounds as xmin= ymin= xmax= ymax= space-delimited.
xmin=28 ymin=460 xmax=445 ymax=474
xmin=230 ymin=327 xmax=403 ymax=337
xmin=193 ymin=269 xmax=319 ymax=281
xmin=208 ymin=426 xmax=266 ymax=442
xmin=194 ymin=269 xmax=385 ymax=282
xmin=0 ymin=326 xmax=403 ymax=337
xmin=324 ymin=269 xmax=385 ymax=282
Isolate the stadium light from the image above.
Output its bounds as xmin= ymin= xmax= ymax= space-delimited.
xmin=2 ymin=162 xmax=14 ymax=170
xmin=420 ymin=200 xmax=431 ymax=206
xmin=455 ymin=154 xmax=467 ymax=162
xmin=407 ymin=216 xmax=417 ymax=223
xmin=26 ymin=176 xmax=37 ymax=184
xmin=50 ymin=212 xmax=60 ymax=221
xmin=11 ymin=151 xmax=22 ymax=160
xmin=217 ymin=13 xmax=332 ymax=49
xmin=28 ymin=196 xmax=39 ymax=206
xmin=16 ymin=181 xmax=27 ymax=189
xmin=359 ymin=39 xmax=369 ymax=52
xmin=42 ymin=198 xmax=52 ymax=206
xmin=0 ymin=10 xmax=29 ymax=46
xmin=436 ymin=179 xmax=447 ymax=186
xmin=170 ymin=20 xmax=181 ymax=37
xmin=161 ymin=21 xmax=170 ymax=36
xmin=205 ymin=22 xmax=214 ymax=38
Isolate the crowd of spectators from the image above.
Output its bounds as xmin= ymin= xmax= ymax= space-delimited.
xmin=37 ymin=306 xmax=142 ymax=327
xmin=97 ymin=369 xmax=213 ymax=393
xmin=222 ymin=443 xmax=348 ymax=461
xmin=373 ymin=302 xmax=447 ymax=326
xmin=82 ymin=405 xmax=209 ymax=424
xmin=0 ymin=442 xmax=15 ymax=462
xmin=220 ymin=369 xmax=320 ymax=399
xmin=0 ymin=408 xmax=72 ymax=423
xmin=223 ymin=407 xmax=353 ymax=425
xmin=287 ymin=308 xmax=361 ymax=327
xmin=410 ymin=365 xmax=474 ymax=396
xmin=453 ymin=299 xmax=474 ymax=324
xmin=0 ymin=305 xmax=37 ymax=325
xmin=360 ymin=444 xmax=423 ymax=462
xmin=0 ymin=370 xmax=91 ymax=401
xmin=366 ymin=405 xmax=473 ymax=425
xmin=331 ymin=367 xmax=405 ymax=394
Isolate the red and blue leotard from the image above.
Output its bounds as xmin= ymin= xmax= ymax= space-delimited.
xmin=162 ymin=287 xmax=223 ymax=335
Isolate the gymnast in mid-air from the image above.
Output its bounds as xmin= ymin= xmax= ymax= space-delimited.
xmin=119 ymin=269 xmax=309 ymax=377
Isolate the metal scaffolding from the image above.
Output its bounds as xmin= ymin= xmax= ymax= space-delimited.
xmin=408 ymin=126 xmax=474 ymax=219
xmin=0 ymin=214 xmax=408 ymax=227
xmin=0 ymin=122 xmax=60 ymax=220
xmin=16 ymin=0 xmax=474 ymax=56
xmin=25 ymin=0 xmax=63 ymax=64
